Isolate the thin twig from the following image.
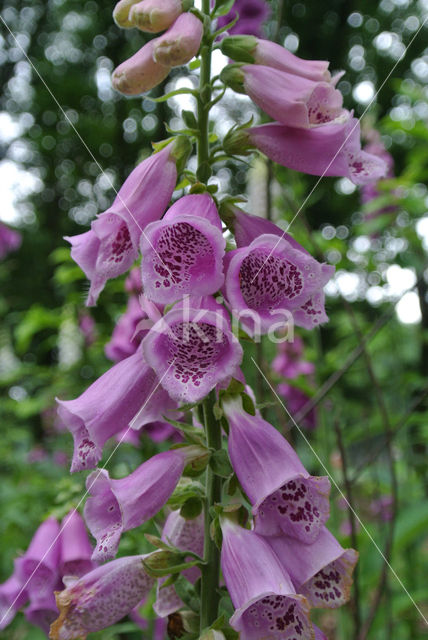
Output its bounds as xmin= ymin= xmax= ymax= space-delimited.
xmin=350 ymin=387 xmax=428 ymax=483
xmin=333 ymin=418 xmax=361 ymax=637
xmin=344 ymin=303 xmax=398 ymax=640
xmin=288 ymin=309 xmax=393 ymax=428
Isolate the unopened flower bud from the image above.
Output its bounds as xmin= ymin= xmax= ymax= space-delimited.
xmin=153 ymin=12 xmax=203 ymax=67
xmin=113 ymin=0 xmax=140 ymax=28
xmin=112 ymin=39 xmax=170 ymax=95
xmin=223 ymin=126 xmax=253 ymax=156
xmin=220 ymin=35 xmax=258 ymax=63
xmin=130 ymin=0 xmax=193 ymax=33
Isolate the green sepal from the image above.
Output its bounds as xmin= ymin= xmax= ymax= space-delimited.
xmin=167 ymin=478 xmax=206 ymax=510
xmin=142 ymin=551 xmax=202 ymax=578
xmin=210 ymin=449 xmax=233 ymax=478
xmin=220 ymin=35 xmax=258 ymax=63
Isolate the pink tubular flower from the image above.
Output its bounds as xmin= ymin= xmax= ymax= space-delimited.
xmin=112 ymin=39 xmax=171 ymax=95
xmin=222 ymin=396 xmax=330 ymax=542
xmin=142 ymin=299 xmax=243 ymax=403
xmin=153 ymin=12 xmax=203 ymax=67
xmin=154 ymin=510 xmax=204 ymax=617
xmin=57 ymin=349 xmax=178 ymax=473
xmin=216 ymin=0 xmax=270 ymax=38
xmin=272 ymin=336 xmax=315 ymax=379
xmin=0 ymin=222 xmax=21 ymax=259
xmin=221 ymin=64 xmax=344 ymax=129
xmin=66 ymin=138 xmax=190 ymax=306
xmin=221 ymin=36 xmax=331 ymax=82
xmin=277 ymin=383 xmax=317 ymax=431
xmin=226 ymin=118 xmax=388 ymax=185
xmin=59 ymin=511 xmax=95 ymax=579
xmin=18 ymin=518 xmax=61 ymax=602
xmin=49 ymin=555 xmax=154 ymax=639
xmin=268 ymin=528 xmax=358 ymax=609
xmin=0 ymin=561 xmax=28 ymax=630
xmin=140 ymin=193 xmax=226 ymax=304
xmin=224 ymin=233 xmax=334 ymax=334
xmin=84 ymin=447 xmax=202 ymax=561
xmin=220 ymin=518 xmax=313 ymax=640
xmin=129 ymin=0 xmax=190 ymax=33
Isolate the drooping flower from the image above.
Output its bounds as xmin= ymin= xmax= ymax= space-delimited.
xmin=142 ymin=298 xmax=243 ymax=403
xmin=105 ymin=295 xmax=148 ymax=362
xmin=0 ymin=222 xmax=21 ymax=259
xmin=49 ymin=555 xmax=154 ymax=639
xmin=59 ymin=511 xmax=95 ymax=579
xmin=221 ymin=64 xmax=345 ymax=129
xmin=0 ymin=561 xmax=28 ymax=630
xmin=220 ymin=518 xmax=313 ymax=640
xmin=360 ymin=131 xmax=397 ymax=221
xmin=112 ymin=38 xmax=171 ymax=95
xmin=25 ymin=591 xmax=59 ymax=635
xmin=221 ymin=36 xmax=331 ymax=82
xmin=57 ymin=348 xmax=179 ymax=473
xmin=222 ymin=396 xmax=330 ymax=542
xmin=84 ymin=447 xmax=205 ymax=561
xmin=18 ymin=518 xmax=61 ymax=602
xmin=140 ymin=193 xmax=226 ymax=304
xmin=66 ymin=138 xmax=190 ymax=305
xmin=272 ymin=336 xmax=315 ymax=379
xmin=224 ymin=118 xmax=388 ymax=185
xmin=277 ymin=383 xmax=317 ymax=431
xmin=224 ymin=233 xmax=334 ymax=334
xmin=154 ymin=510 xmax=204 ymax=617
xmin=268 ymin=527 xmax=358 ymax=609
xmin=152 ymin=12 xmax=203 ymax=67
xmin=216 ymin=0 xmax=270 ymax=38
xmin=129 ymin=0 xmax=192 ymax=33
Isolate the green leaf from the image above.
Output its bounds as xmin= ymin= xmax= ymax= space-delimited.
xmin=212 ymin=0 xmax=235 ymax=18
xmin=147 ymin=88 xmax=197 ymax=103
xmin=182 ymin=110 xmax=198 ymax=129
xmin=174 ymin=574 xmax=201 ymax=613
xmin=189 ymin=59 xmax=201 ymax=70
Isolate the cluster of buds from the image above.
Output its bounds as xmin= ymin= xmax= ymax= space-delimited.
xmin=112 ymin=0 xmax=202 ymax=95
xmin=221 ymin=36 xmax=388 ymax=185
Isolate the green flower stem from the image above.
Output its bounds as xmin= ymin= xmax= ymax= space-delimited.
xmin=200 ymin=390 xmax=223 ymax=630
xmin=196 ymin=2 xmax=222 ymax=629
xmin=197 ymin=0 xmax=212 ymax=183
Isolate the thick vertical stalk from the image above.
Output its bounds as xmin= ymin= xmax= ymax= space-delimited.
xmin=200 ymin=390 xmax=222 ymax=629
xmin=196 ymin=4 xmax=221 ymax=630
xmin=197 ymin=0 xmax=212 ymax=184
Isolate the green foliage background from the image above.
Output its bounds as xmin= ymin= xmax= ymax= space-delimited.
xmin=0 ymin=0 xmax=427 ymax=638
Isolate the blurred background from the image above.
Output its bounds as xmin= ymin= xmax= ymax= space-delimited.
xmin=0 ymin=0 xmax=428 ymax=638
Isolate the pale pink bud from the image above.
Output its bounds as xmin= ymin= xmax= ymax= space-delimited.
xmin=113 ymin=0 xmax=141 ymax=28
xmin=112 ymin=39 xmax=170 ymax=95
xmin=153 ymin=12 xmax=203 ymax=67
xmin=130 ymin=0 xmax=192 ymax=33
